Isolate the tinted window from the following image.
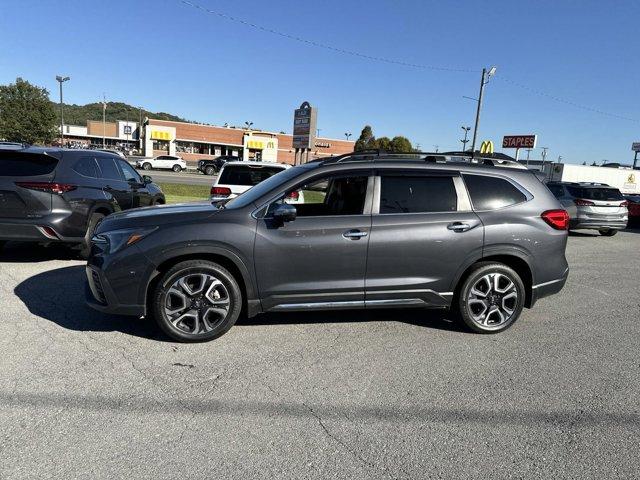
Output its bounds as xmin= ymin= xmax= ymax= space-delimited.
xmin=119 ymin=160 xmax=141 ymax=183
xmin=546 ymin=184 xmax=565 ymax=198
xmin=219 ymin=165 xmax=285 ymax=186
xmin=96 ymin=156 xmax=122 ymax=180
xmin=380 ymin=176 xmax=457 ymax=213
xmin=567 ymin=186 xmax=623 ymax=201
xmin=464 ymin=174 xmax=527 ymax=210
xmin=72 ymin=157 xmax=100 ymax=178
xmin=0 ymin=151 xmax=58 ymax=176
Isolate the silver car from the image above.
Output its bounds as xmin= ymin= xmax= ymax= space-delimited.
xmin=546 ymin=181 xmax=628 ymax=236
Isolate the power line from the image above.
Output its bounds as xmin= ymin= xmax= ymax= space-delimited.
xmin=178 ymin=0 xmax=638 ymax=123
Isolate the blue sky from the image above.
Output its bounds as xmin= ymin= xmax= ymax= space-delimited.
xmin=1 ymin=0 xmax=639 ymax=163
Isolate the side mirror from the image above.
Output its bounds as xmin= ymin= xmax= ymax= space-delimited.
xmin=273 ymin=203 xmax=297 ymax=223
xmin=142 ymin=175 xmax=152 ymax=184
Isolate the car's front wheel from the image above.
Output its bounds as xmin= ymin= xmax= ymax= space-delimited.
xmin=599 ymin=228 xmax=618 ymax=236
xmin=152 ymin=260 xmax=242 ymax=342
xmin=456 ymin=262 xmax=525 ymax=333
xmin=205 ymin=166 xmax=215 ymax=175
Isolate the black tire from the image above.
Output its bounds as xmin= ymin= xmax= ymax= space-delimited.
xmin=455 ymin=262 xmax=525 ymax=334
xmin=80 ymin=212 xmax=105 ymax=259
xmin=142 ymin=162 xmax=152 ymax=170
xmin=599 ymin=228 xmax=618 ymax=236
xmin=204 ymin=166 xmax=215 ymax=175
xmin=172 ymin=164 xmax=182 ymax=172
xmin=152 ymin=260 xmax=242 ymax=342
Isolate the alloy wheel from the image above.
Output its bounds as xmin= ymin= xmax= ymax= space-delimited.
xmin=466 ymin=272 xmax=519 ymax=329
xmin=164 ymin=273 xmax=230 ymax=335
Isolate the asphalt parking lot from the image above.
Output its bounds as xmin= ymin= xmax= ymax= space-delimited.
xmin=1 ymin=231 xmax=639 ymax=479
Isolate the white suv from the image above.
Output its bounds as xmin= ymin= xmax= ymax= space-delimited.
xmin=210 ymin=161 xmax=302 ymax=202
xmin=136 ymin=155 xmax=187 ymax=172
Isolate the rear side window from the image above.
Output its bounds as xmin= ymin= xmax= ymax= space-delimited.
xmin=96 ymin=156 xmax=122 ymax=180
xmin=567 ymin=186 xmax=623 ymax=201
xmin=464 ymin=174 xmax=527 ymax=210
xmin=219 ymin=165 xmax=285 ymax=186
xmin=72 ymin=157 xmax=100 ymax=178
xmin=0 ymin=151 xmax=58 ymax=176
xmin=547 ymin=184 xmax=565 ymax=198
xmin=380 ymin=176 xmax=457 ymax=213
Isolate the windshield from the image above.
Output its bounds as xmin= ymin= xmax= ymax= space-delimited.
xmin=218 ymin=165 xmax=286 ymax=186
xmin=225 ymin=164 xmax=317 ymax=209
xmin=567 ymin=186 xmax=624 ymax=201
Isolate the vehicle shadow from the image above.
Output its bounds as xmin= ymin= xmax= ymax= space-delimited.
xmin=14 ymin=265 xmax=465 ymax=341
xmin=0 ymin=241 xmax=82 ymax=263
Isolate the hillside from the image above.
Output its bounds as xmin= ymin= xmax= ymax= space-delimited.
xmin=51 ymin=101 xmax=187 ymax=125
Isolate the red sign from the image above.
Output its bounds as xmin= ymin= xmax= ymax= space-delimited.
xmin=502 ymin=135 xmax=537 ymax=149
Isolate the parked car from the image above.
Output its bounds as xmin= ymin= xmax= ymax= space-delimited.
xmin=86 ymin=151 xmax=569 ymax=342
xmin=0 ymin=146 xmax=165 ymax=257
xmin=135 ymin=155 xmax=187 ymax=172
xmin=210 ymin=161 xmax=299 ymax=202
xmin=624 ymin=194 xmax=640 ymax=226
xmin=546 ymin=181 xmax=628 ymax=235
xmin=197 ymin=156 xmax=236 ymax=175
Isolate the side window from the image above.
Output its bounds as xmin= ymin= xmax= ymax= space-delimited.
xmin=119 ymin=160 xmax=141 ymax=183
xmin=270 ymin=175 xmax=369 ymax=217
xmin=72 ymin=156 xmax=100 ymax=178
xmin=380 ymin=176 xmax=457 ymax=214
xmin=463 ymin=174 xmax=527 ymax=210
xmin=96 ymin=156 xmax=122 ymax=181
xmin=547 ymin=184 xmax=565 ymax=198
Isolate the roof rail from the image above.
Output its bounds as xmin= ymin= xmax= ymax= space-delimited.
xmin=317 ymin=150 xmax=528 ymax=169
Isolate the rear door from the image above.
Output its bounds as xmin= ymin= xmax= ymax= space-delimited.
xmin=0 ymin=150 xmax=58 ymax=220
xmin=365 ymin=171 xmax=484 ymax=306
xmin=95 ymin=155 xmax=133 ymax=210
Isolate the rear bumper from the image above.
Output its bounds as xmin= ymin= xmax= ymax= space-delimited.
xmin=530 ymin=267 xmax=569 ymax=307
xmin=571 ymin=219 xmax=627 ymax=230
xmin=0 ymin=220 xmax=83 ymax=243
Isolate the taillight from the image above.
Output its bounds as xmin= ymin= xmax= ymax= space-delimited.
xmin=574 ymin=198 xmax=595 ymax=206
xmin=620 ymin=200 xmax=629 ymax=207
xmin=541 ymin=209 xmax=570 ymax=230
xmin=286 ymin=190 xmax=300 ymax=201
xmin=210 ymin=186 xmax=231 ymax=196
xmin=15 ymin=182 xmax=76 ymax=195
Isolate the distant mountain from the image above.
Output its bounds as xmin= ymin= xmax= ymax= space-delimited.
xmin=51 ymin=101 xmax=188 ymax=125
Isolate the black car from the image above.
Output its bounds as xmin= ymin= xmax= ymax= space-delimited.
xmin=197 ymin=156 xmax=236 ymax=175
xmin=0 ymin=147 xmax=165 ymax=257
xmin=87 ymin=151 xmax=569 ymax=342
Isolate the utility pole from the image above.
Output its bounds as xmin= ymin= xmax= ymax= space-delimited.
xmin=102 ymin=94 xmax=107 ymax=148
xmin=317 ymin=128 xmax=322 ymax=137
xmin=470 ymin=66 xmax=497 ymax=156
xmin=541 ymin=147 xmax=549 ymax=165
xmin=461 ymin=126 xmax=471 ymax=152
xmin=525 ymin=148 xmax=532 ymax=167
xmin=55 ymin=76 xmax=70 ymax=146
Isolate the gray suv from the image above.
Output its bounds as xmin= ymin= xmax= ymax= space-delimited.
xmin=86 ymin=152 xmax=570 ymax=342
xmin=546 ymin=181 xmax=628 ymax=236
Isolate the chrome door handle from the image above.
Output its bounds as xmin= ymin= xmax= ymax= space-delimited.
xmin=447 ymin=222 xmax=471 ymax=232
xmin=343 ymin=229 xmax=368 ymax=239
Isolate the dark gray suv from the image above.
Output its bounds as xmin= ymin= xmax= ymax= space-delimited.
xmin=86 ymin=152 xmax=570 ymax=341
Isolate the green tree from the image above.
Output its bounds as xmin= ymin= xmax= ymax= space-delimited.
xmin=390 ymin=136 xmax=413 ymax=153
xmin=354 ymin=125 xmax=376 ymax=151
xmin=375 ymin=136 xmax=391 ymax=151
xmin=0 ymin=78 xmax=57 ymax=144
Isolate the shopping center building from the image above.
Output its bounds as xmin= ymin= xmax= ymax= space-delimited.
xmin=58 ymin=117 xmax=354 ymax=166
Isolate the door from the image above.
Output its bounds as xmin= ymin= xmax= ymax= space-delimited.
xmin=95 ymin=155 xmax=133 ymax=210
xmin=254 ymin=173 xmax=373 ymax=311
xmin=118 ymin=159 xmax=153 ymax=207
xmin=365 ymin=172 xmax=484 ymax=307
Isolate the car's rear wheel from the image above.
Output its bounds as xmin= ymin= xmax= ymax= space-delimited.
xmin=143 ymin=162 xmax=152 ymax=170
xmin=152 ymin=260 xmax=242 ymax=342
xmin=172 ymin=164 xmax=182 ymax=172
xmin=205 ymin=166 xmax=215 ymax=175
xmin=599 ymin=228 xmax=618 ymax=236
xmin=456 ymin=262 xmax=524 ymax=333
xmin=80 ymin=212 xmax=105 ymax=259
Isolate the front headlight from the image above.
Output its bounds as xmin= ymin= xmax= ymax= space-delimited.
xmin=91 ymin=227 xmax=157 ymax=254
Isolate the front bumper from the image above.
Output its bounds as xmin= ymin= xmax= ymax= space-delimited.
xmin=85 ymin=265 xmax=147 ymax=317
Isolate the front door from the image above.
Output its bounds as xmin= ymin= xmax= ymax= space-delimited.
xmin=254 ymin=173 xmax=373 ymax=311
xmin=95 ymin=155 xmax=133 ymax=210
xmin=365 ymin=172 xmax=484 ymax=307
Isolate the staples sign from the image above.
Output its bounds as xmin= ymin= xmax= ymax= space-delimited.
xmin=502 ymin=135 xmax=537 ymax=149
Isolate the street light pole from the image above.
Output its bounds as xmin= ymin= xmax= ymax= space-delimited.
xmin=461 ymin=126 xmax=471 ymax=152
xmin=345 ymin=132 xmax=352 ymax=141
xmin=470 ymin=66 xmax=497 ymax=157
xmin=102 ymin=94 xmax=107 ymax=148
xmin=55 ymin=76 xmax=70 ymax=146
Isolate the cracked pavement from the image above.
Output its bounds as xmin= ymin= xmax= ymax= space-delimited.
xmin=1 ymin=231 xmax=639 ymax=479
